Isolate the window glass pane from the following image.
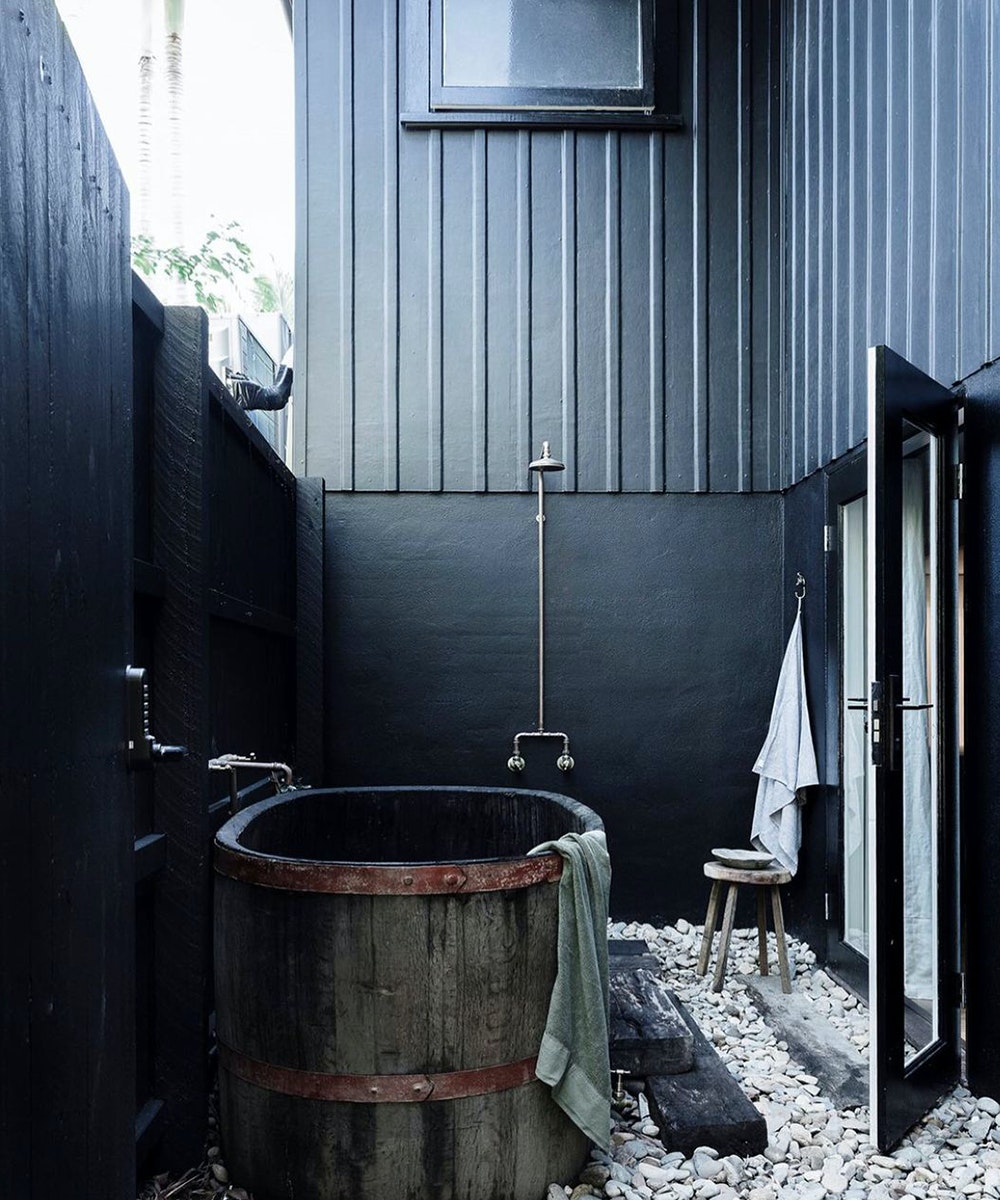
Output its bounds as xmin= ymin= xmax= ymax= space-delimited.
xmin=442 ymin=0 xmax=644 ymax=90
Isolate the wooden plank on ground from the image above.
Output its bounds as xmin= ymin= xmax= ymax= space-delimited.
xmin=608 ymin=938 xmax=661 ymax=972
xmin=743 ymin=976 xmax=868 ymax=1110
xmin=610 ymin=967 xmax=694 ymax=1076
xmin=647 ymin=992 xmax=768 ymax=1158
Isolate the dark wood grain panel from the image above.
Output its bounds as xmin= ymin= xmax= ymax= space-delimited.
xmin=151 ymin=307 xmax=215 ymax=1171
xmin=296 ymin=477 xmax=326 ymax=785
xmin=1 ymin=2 xmax=135 ymax=1192
xmin=214 ymin=785 xmax=595 ymax=1198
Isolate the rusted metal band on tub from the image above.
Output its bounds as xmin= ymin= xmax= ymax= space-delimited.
xmin=214 ymin=845 xmax=563 ymax=894
xmin=219 ymin=1043 xmax=539 ymax=1103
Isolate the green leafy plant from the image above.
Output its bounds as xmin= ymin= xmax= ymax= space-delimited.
xmin=131 ymin=220 xmax=255 ymax=314
xmin=252 ymin=266 xmax=295 ymax=325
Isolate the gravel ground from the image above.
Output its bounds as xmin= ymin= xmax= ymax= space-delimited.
xmin=569 ymin=919 xmax=996 ymax=1200
xmin=136 ymin=1095 xmax=240 ymax=1200
xmin=141 ymin=918 xmax=995 ymax=1200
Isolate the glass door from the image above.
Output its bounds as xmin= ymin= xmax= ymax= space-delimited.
xmin=867 ymin=344 xmax=961 ymax=1151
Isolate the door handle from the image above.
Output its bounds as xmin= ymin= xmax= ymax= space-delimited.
xmin=126 ymin=666 xmax=188 ymax=769
xmin=874 ymin=674 xmax=916 ymax=772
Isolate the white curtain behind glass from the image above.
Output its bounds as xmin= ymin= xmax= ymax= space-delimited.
xmin=902 ymin=457 xmax=935 ymax=1001
xmin=842 ymin=496 xmax=868 ymax=954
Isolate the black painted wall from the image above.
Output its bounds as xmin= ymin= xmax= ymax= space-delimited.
xmin=324 ymin=493 xmax=785 ymax=920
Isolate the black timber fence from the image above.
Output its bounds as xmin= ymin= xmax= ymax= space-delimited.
xmin=1 ymin=1 xmax=324 ymax=1190
xmin=131 ymin=274 xmax=325 ymax=1181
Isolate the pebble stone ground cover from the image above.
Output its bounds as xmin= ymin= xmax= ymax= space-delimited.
xmin=566 ymin=919 xmax=999 ymax=1200
xmin=140 ymin=919 xmax=999 ymax=1200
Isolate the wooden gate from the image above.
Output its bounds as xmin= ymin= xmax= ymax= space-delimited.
xmin=1 ymin=2 xmax=324 ymax=1192
xmin=1 ymin=2 xmax=135 ymax=1195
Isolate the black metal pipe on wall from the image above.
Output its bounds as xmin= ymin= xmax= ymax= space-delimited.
xmin=323 ymin=492 xmax=785 ymax=921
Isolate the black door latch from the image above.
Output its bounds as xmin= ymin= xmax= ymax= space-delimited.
xmin=126 ymin=666 xmax=188 ymax=769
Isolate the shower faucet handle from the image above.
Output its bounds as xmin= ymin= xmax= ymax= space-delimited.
xmin=507 ymin=731 xmax=574 ymax=773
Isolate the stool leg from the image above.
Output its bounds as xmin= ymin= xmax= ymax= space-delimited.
xmin=712 ymin=884 xmax=739 ymax=993
xmin=757 ymin=886 xmax=769 ymax=976
xmin=770 ymin=885 xmax=792 ymax=993
xmin=697 ymin=880 xmax=723 ymax=977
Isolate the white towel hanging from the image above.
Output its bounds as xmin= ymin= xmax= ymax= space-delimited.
xmin=750 ymin=601 xmax=819 ymax=874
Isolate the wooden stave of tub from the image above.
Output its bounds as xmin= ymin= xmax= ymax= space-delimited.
xmin=214 ymin=785 xmax=602 ymax=1200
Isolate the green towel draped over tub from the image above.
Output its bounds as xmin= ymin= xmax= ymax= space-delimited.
xmin=528 ymin=829 xmax=612 ymax=1149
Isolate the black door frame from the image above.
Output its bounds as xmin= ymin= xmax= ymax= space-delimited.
xmin=867 ymin=344 xmax=962 ymax=1151
xmin=963 ymin=367 xmax=1000 ymax=1099
xmin=823 ymin=450 xmax=869 ymax=1000
xmin=821 ymin=359 xmax=964 ymax=1150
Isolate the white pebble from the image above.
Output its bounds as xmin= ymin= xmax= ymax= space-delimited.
xmin=595 ymin=919 xmax=1000 ymax=1200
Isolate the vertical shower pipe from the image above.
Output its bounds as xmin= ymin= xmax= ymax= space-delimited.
xmin=507 ymin=443 xmax=574 ymax=772
xmin=536 ymin=452 xmax=546 ymax=731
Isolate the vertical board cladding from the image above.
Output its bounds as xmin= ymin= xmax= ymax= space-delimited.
xmin=782 ymin=0 xmax=1000 ymax=487
xmin=297 ymin=0 xmax=784 ymax=494
xmin=0 ymin=1 xmax=135 ymax=1193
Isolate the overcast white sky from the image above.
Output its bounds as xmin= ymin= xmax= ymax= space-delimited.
xmin=57 ymin=0 xmax=295 ymax=279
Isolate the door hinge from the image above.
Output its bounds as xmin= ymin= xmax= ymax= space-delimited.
xmin=824 ymin=524 xmax=835 ymax=552
xmin=954 ymin=462 xmax=965 ymax=502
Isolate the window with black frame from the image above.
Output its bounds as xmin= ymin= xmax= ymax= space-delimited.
xmin=401 ymin=0 xmax=680 ymax=128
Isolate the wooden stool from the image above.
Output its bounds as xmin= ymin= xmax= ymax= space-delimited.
xmin=696 ymin=862 xmax=793 ymax=994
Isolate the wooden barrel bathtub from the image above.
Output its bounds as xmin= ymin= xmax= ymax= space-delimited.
xmin=214 ymin=785 xmax=603 ymax=1200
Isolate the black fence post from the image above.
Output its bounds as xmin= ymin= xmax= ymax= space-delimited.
xmin=151 ymin=306 xmax=215 ymax=1171
xmin=296 ymin=477 xmax=326 ymax=786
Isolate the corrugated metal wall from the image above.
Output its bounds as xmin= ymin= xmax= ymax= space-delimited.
xmin=296 ymin=0 xmax=783 ymax=493
xmin=783 ymin=0 xmax=1000 ymax=487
